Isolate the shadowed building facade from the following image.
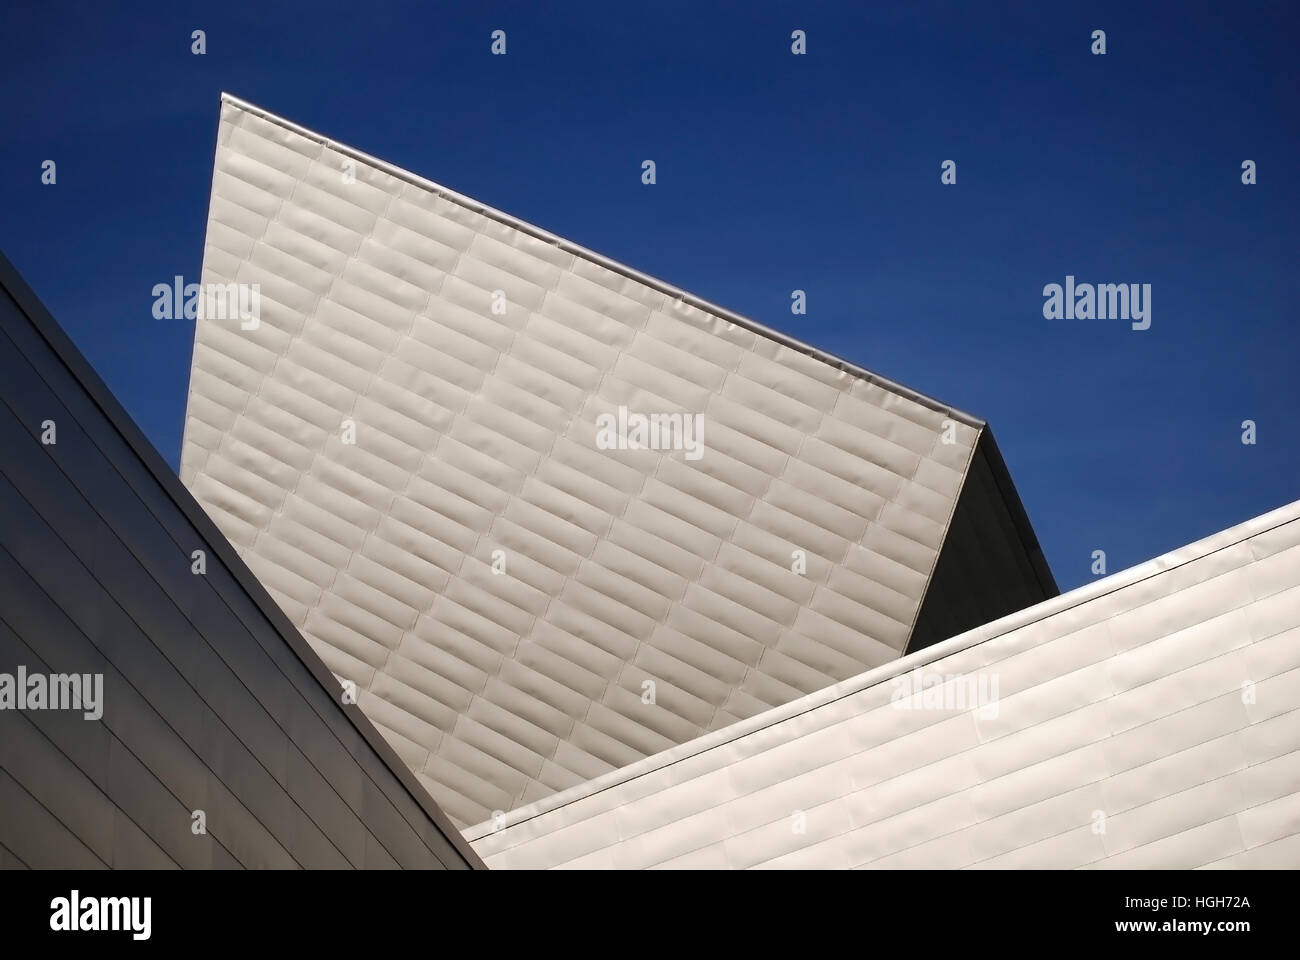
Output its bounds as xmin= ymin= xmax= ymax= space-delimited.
xmin=0 ymin=254 xmax=480 ymax=869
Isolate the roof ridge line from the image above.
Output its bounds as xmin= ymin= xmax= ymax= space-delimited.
xmin=464 ymin=495 xmax=1300 ymax=841
xmin=217 ymin=92 xmax=984 ymax=429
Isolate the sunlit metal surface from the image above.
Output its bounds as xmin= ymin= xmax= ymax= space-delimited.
xmin=182 ymin=96 xmax=1051 ymax=827
xmin=469 ymin=501 xmax=1300 ymax=868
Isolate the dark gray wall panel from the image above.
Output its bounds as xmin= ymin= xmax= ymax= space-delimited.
xmin=0 ymin=843 xmax=30 ymax=870
xmin=0 ymin=539 xmax=289 ymax=869
xmin=0 ymin=769 xmax=106 ymax=870
xmin=909 ymin=432 xmax=1058 ymax=654
xmin=0 ymin=698 xmax=116 ymax=860
xmin=0 ymin=287 xmax=470 ymax=863
xmin=0 ymin=258 xmax=482 ymax=870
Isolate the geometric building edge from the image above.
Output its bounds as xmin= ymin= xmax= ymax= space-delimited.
xmin=182 ymin=94 xmax=1056 ymax=827
xmin=470 ymin=496 xmax=1300 ymax=867
xmin=0 ymin=251 xmax=483 ymax=869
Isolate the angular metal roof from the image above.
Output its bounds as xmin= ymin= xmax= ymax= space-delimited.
xmin=469 ymin=499 xmax=1300 ymax=868
xmin=181 ymin=95 xmax=1054 ymax=827
xmin=0 ymin=252 xmax=481 ymax=869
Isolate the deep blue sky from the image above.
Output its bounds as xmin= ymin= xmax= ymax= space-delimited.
xmin=2 ymin=1 xmax=1296 ymax=592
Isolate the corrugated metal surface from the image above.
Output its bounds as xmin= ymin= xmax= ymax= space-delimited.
xmin=469 ymin=500 xmax=1300 ymax=868
xmin=178 ymin=96 xmax=1053 ymax=827
xmin=0 ymin=254 xmax=481 ymax=870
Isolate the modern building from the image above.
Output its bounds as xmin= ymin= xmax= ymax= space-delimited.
xmin=2 ymin=94 xmax=1295 ymax=870
xmin=471 ymin=499 xmax=1300 ymax=869
xmin=179 ymin=95 xmax=1055 ymax=828
xmin=0 ymin=253 xmax=480 ymax=869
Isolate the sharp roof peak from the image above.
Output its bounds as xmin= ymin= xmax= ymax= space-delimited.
xmin=215 ymin=92 xmax=986 ymax=429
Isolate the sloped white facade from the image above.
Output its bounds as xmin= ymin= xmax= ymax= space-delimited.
xmin=469 ymin=500 xmax=1300 ymax=868
xmin=181 ymin=96 xmax=1008 ymax=826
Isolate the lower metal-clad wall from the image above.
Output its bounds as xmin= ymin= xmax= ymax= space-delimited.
xmin=0 ymin=257 xmax=481 ymax=869
xmin=470 ymin=500 xmax=1300 ymax=869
